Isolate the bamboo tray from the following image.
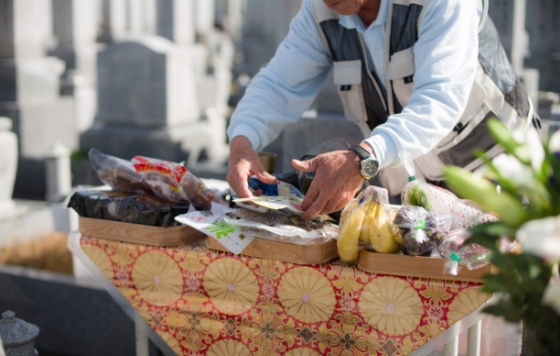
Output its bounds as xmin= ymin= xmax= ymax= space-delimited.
xmin=79 ymin=217 xmax=206 ymax=246
xmin=206 ymin=236 xmax=338 ymax=265
xmin=358 ymin=249 xmax=494 ymax=282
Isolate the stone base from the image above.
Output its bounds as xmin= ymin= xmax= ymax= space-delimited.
xmin=263 ymin=116 xmax=365 ymax=173
xmin=0 ymin=99 xmax=76 ymax=158
xmin=80 ymin=121 xmax=224 ymax=166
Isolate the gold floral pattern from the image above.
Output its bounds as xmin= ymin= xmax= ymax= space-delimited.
xmin=359 ymin=277 xmax=424 ymax=335
xmin=132 ymin=251 xmax=183 ymax=305
xmin=447 ymin=287 xmax=490 ymax=325
xmin=203 ymin=258 xmax=259 ymax=315
xmin=278 ymin=267 xmax=336 ymax=322
xmin=206 ymin=339 xmax=252 ymax=356
xmin=80 ymin=236 xmax=489 ymax=356
xmin=82 ymin=244 xmax=114 ymax=280
xmin=157 ymin=331 xmax=182 ymax=355
xmin=285 ymin=347 xmax=321 ymax=356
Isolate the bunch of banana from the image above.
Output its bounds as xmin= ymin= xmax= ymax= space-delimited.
xmin=338 ymin=197 xmax=400 ymax=262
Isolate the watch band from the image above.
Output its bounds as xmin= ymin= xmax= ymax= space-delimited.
xmin=349 ymin=145 xmax=370 ymax=160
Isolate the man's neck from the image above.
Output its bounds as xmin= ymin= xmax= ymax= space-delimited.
xmin=358 ymin=0 xmax=381 ymax=27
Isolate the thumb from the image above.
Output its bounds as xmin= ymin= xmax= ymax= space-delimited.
xmin=292 ymin=158 xmax=317 ymax=172
xmin=255 ymin=170 xmax=277 ymax=184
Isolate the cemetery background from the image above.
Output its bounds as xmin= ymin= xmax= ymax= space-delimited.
xmin=0 ymin=0 xmax=558 ymax=355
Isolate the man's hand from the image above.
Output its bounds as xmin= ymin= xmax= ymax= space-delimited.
xmin=292 ymin=143 xmax=373 ymax=220
xmin=227 ymin=136 xmax=277 ymax=198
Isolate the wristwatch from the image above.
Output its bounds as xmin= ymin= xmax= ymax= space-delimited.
xmin=349 ymin=145 xmax=379 ymax=180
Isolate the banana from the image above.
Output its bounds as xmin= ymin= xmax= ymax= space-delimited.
xmin=359 ymin=201 xmax=377 ymax=244
xmin=369 ymin=204 xmax=400 ymax=254
xmin=338 ymin=200 xmax=368 ymax=262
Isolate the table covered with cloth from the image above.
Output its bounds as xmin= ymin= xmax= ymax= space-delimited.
xmin=77 ymin=235 xmax=490 ymax=356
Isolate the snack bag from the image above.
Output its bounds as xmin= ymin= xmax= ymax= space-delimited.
xmin=338 ymin=186 xmax=399 ymax=262
xmin=438 ymin=230 xmax=490 ymax=275
xmin=89 ymin=148 xmax=146 ymax=193
xmin=89 ymin=149 xmax=213 ymax=210
xmin=132 ymin=156 xmax=213 ymax=210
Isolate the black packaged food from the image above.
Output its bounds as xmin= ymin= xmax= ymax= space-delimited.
xmin=68 ymin=190 xmax=190 ymax=227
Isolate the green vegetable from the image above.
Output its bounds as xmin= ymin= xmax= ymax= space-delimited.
xmin=407 ymin=184 xmax=433 ymax=211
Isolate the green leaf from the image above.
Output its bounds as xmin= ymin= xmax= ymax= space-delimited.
xmin=482 ymin=274 xmax=507 ymax=293
xmin=483 ymin=302 xmax=520 ymax=322
xmin=488 ymin=252 xmax=508 ymax=270
xmin=487 ymin=119 xmax=531 ymax=164
xmin=443 ymin=166 xmax=529 ymax=227
xmin=467 ymin=234 xmax=500 ymax=252
xmin=469 ymin=222 xmax=516 ymax=238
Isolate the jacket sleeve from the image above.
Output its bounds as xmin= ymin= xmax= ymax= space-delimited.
xmin=227 ymin=0 xmax=332 ymax=151
xmin=364 ymin=0 xmax=481 ymax=169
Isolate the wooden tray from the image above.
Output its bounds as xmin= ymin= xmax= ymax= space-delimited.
xmin=79 ymin=217 xmax=206 ymax=246
xmin=206 ymin=236 xmax=338 ymax=265
xmin=358 ymin=250 xmax=494 ymax=282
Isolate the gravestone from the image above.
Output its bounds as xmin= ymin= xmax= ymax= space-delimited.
xmin=80 ymin=36 xmax=214 ymax=165
xmin=0 ymin=0 xmax=76 ymax=199
xmin=50 ymin=0 xmax=100 ymax=132
xmin=156 ymin=0 xmax=196 ymax=46
xmin=0 ymin=118 xmax=17 ymax=217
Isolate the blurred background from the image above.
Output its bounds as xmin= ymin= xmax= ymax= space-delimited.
xmin=0 ymin=0 xmax=559 ymax=355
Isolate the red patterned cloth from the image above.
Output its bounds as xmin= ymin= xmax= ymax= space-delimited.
xmin=79 ymin=236 xmax=489 ymax=355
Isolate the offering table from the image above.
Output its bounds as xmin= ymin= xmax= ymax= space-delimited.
xmin=68 ymin=232 xmax=493 ymax=356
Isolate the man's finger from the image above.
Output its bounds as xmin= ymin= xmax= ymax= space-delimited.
xmin=255 ymin=171 xmax=277 ymax=184
xmin=227 ymin=172 xmax=253 ymax=199
xmin=292 ymin=158 xmax=317 ymax=172
xmin=300 ymin=179 xmax=320 ymax=211
xmin=301 ymin=193 xmax=330 ymax=220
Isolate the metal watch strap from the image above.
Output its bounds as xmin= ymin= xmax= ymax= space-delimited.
xmin=349 ymin=145 xmax=370 ymax=160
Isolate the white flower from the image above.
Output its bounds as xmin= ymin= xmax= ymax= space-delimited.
xmin=525 ymin=126 xmax=545 ymax=171
xmin=543 ymin=281 xmax=560 ymax=315
xmin=516 ymin=216 xmax=560 ymax=261
xmin=549 ymin=130 xmax=560 ymax=152
xmin=490 ymin=154 xmax=535 ymax=188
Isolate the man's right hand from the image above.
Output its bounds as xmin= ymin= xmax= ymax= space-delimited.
xmin=227 ymin=136 xmax=277 ymax=198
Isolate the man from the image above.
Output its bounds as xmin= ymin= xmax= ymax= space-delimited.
xmin=227 ymin=0 xmax=534 ymax=219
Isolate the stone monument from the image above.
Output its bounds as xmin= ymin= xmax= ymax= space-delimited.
xmin=0 ymin=118 xmax=17 ymax=217
xmin=50 ymin=0 xmax=100 ymax=132
xmin=81 ymin=0 xmax=232 ymax=168
xmin=0 ymin=0 xmax=75 ymax=199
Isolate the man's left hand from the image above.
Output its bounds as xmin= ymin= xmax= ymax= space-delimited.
xmin=292 ymin=146 xmax=370 ymax=220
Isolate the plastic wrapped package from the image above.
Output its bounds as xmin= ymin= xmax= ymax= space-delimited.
xmin=131 ymin=156 xmax=213 ymax=210
xmin=338 ymin=186 xmax=400 ymax=263
xmin=222 ymin=209 xmax=338 ymax=245
xmin=89 ymin=148 xmax=213 ymax=210
xmin=68 ymin=190 xmax=190 ymax=227
xmin=393 ymin=206 xmax=451 ymax=256
xmin=402 ymin=178 xmax=497 ymax=230
xmin=438 ymin=230 xmax=491 ymax=275
xmin=89 ymin=148 xmax=146 ymax=193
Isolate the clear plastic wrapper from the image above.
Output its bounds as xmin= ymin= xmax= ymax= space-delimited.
xmin=223 ymin=209 xmax=338 ymax=245
xmin=438 ymin=230 xmax=491 ymax=275
xmin=233 ymin=196 xmax=334 ymax=222
xmin=338 ymin=186 xmax=400 ymax=263
xmin=393 ymin=206 xmax=451 ymax=256
xmin=67 ymin=190 xmax=190 ymax=227
xmin=131 ymin=156 xmax=213 ymax=210
xmin=400 ymin=158 xmax=496 ymax=230
xmin=89 ymin=148 xmax=146 ymax=193
xmin=89 ymin=148 xmax=213 ymax=210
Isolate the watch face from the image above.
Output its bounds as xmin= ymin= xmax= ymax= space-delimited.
xmin=362 ymin=158 xmax=379 ymax=178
